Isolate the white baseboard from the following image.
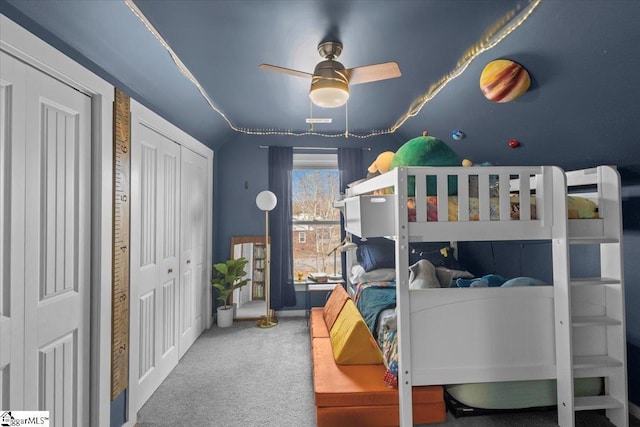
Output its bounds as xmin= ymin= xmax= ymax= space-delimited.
xmin=630 ymin=401 xmax=640 ymax=420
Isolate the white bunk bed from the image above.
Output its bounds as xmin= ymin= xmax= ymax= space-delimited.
xmin=335 ymin=165 xmax=628 ymax=427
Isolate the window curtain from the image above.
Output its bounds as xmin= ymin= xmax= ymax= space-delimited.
xmin=338 ymin=148 xmax=364 ymax=279
xmin=268 ymin=146 xmax=296 ymax=310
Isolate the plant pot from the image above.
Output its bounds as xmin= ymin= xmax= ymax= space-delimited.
xmin=217 ymin=305 xmax=234 ymax=328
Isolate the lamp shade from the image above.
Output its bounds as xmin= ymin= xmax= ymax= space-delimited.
xmin=309 ymin=85 xmax=349 ymax=108
xmin=341 ymin=241 xmax=358 ymax=252
xmin=256 ymin=190 xmax=277 ymax=211
xmin=309 ymin=60 xmax=350 ymax=108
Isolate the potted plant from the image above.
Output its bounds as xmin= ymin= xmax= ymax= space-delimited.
xmin=211 ymin=257 xmax=251 ymax=327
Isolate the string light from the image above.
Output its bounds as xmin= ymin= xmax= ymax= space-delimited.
xmin=389 ymin=0 xmax=542 ymax=132
xmin=124 ymin=0 xmax=541 ymax=139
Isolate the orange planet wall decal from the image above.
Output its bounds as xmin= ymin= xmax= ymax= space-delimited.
xmin=480 ymin=59 xmax=530 ymax=102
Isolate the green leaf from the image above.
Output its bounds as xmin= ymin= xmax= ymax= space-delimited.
xmin=211 ymin=257 xmax=251 ymax=307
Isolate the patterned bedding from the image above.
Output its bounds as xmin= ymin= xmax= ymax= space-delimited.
xmin=353 ymin=282 xmax=399 ymax=387
xmin=407 ymin=195 xmax=598 ymax=222
xmin=378 ymin=309 xmax=399 ymax=387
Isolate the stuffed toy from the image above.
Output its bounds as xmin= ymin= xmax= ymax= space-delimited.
xmin=391 ymin=133 xmax=460 ymax=196
xmin=367 ymin=151 xmax=395 ymax=195
xmin=456 ymin=274 xmax=548 ymax=288
xmin=501 ymin=277 xmax=548 ymax=287
xmin=367 ymin=151 xmax=395 ymax=178
xmin=456 ymin=274 xmax=506 ymax=288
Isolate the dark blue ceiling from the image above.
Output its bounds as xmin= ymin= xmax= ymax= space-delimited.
xmin=129 ymin=0 xmax=523 ymax=134
xmin=2 ymin=0 xmax=640 ymax=170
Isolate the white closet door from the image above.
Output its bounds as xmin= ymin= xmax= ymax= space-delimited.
xmin=0 ymin=51 xmax=91 ymax=426
xmin=0 ymin=49 xmax=26 ymax=412
xmin=178 ymin=147 xmax=207 ymax=357
xmin=130 ymin=123 xmax=181 ymax=409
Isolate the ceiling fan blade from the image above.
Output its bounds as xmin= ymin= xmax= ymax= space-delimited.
xmin=259 ymin=64 xmax=313 ymax=79
xmin=346 ymin=62 xmax=401 ymax=85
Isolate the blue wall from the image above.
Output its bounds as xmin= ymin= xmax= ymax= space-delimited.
xmin=212 ymin=132 xmax=403 ymax=265
xmin=211 ymin=132 xmax=402 ymax=313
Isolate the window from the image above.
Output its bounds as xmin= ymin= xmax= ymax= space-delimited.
xmin=292 ymin=152 xmax=342 ymax=279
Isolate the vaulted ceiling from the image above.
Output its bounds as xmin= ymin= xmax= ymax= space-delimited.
xmin=2 ymin=0 xmax=640 ymax=170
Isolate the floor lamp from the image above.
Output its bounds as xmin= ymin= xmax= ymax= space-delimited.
xmin=256 ymin=190 xmax=278 ymax=328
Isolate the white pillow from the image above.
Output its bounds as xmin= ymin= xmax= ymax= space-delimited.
xmin=350 ymin=265 xmax=396 ymax=284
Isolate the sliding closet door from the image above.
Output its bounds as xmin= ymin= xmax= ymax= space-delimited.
xmin=130 ymin=123 xmax=181 ymax=409
xmin=178 ymin=147 xmax=207 ymax=357
xmin=0 ymin=51 xmax=91 ymax=426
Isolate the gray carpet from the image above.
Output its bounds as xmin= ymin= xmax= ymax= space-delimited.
xmin=136 ymin=317 xmax=316 ymax=427
xmin=137 ymin=317 xmax=639 ymax=427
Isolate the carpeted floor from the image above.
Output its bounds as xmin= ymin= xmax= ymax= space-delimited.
xmin=136 ymin=317 xmax=316 ymax=427
xmin=137 ymin=317 xmax=639 ymax=427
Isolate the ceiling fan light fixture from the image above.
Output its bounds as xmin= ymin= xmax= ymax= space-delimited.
xmin=309 ymin=59 xmax=350 ymax=108
xmin=260 ymin=40 xmax=401 ymax=110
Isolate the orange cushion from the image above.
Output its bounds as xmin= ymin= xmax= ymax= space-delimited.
xmin=322 ymin=284 xmax=350 ymax=331
xmin=310 ymin=308 xmax=329 ymax=338
xmin=312 ymin=337 xmax=444 ymax=407
xmin=316 ymin=402 xmax=446 ymax=427
xmin=313 ymin=337 xmax=390 ymax=406
xmin=329 ymin=300 xmax=383 ymax=365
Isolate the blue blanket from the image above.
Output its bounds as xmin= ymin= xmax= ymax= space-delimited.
xmin=355 ymin=286 xmax=396 ymax=338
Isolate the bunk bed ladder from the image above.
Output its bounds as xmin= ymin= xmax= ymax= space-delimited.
xmin=553 ymin=166 xmax=628 ymax=426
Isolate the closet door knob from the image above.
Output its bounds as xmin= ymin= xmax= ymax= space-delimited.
xmin=168 ymin=268 xmax=173 ymax=274
xmin=186 ymin=259 xmax=191 ymax=264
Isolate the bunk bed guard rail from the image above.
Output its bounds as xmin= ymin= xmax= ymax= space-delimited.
xmin=335 ymin=166 xmax=556 ymax=240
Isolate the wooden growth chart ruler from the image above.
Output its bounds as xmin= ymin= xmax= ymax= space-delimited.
xmin=111 ymin=88 xmax=131 ymax=400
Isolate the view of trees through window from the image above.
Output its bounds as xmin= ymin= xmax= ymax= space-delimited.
xmin=292 ymin=168 xmax=342 ymax=280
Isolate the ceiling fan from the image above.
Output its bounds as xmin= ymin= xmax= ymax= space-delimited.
xmin=259 ymin=41 xmax=401 ymax=108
